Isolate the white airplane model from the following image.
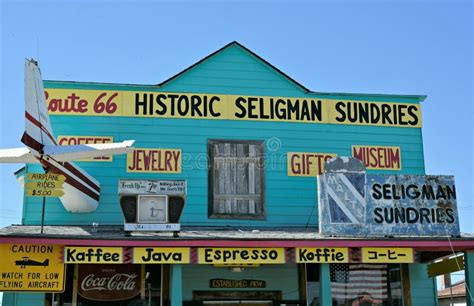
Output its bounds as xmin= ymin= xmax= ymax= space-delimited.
xmin=0 ymin=59 xmax=135 ymax=213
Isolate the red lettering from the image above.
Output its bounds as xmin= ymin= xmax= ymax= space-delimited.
xmin=290 ymin=154 xmax=301 ymax=175
xmin=172 ymin=151 xmax=181 ymax=172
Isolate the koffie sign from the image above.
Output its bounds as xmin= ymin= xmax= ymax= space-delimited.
xmin=319 ymin=173 xmax=460 ymax=236
xmin=44 ymin=89 xmax=422 ymax=128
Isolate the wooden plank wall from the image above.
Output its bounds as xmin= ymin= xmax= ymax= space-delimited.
xmin=22 ymin=44 xmax=425 ymax=227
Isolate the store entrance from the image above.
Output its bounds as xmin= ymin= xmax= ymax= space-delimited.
xmin=193 ymin=291 xmax=281 ymax=306
xmin=203 ymin=301 xmax=272 ymax=306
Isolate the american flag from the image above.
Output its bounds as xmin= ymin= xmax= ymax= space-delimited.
xmin=330 ymin=264 xmax=388 ymax=301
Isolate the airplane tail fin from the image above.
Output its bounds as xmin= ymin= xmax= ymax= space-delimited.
xmin=21 ymin=59 xmax=56 ymax=152
xmin=43 ymin=259 xmax=49 ymax=266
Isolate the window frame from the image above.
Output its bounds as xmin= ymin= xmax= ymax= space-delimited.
xmin=207 ymin=139 xmax=266 ymax=220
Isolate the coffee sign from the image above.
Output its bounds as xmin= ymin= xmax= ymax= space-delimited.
xmin=78 ymin=264 xmax=140 ymax=301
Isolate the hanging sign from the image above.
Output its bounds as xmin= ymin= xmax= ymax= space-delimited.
xmin=427 ymin=256 xmax=465 ymax=277
xmin=361 ymin=247 xmax=414 ymax=263
xmin=198 ymin=248 xmax=285 ymax=264
xmin=78 ymin=264 xmax=141 ymax=301
xmin=287 ymin=152 xmax=337 ymax=176
xmin=0 ymin=244 xmax=65 ymax=292
xmin=352 ymin=145 xmax=401 ymax=170
xmin=45 ymin=88 xmax=422 ymax=128
xmin=133 ymin=247 xmax=190 ymax=264
xmin=57 ymin=135 xmax=113 ymax=161
xmin=296 ymin=248 xmax=349 ymax=263
xmin=25 ymin=173 xmax=65 ymax=197
xmin=126 ymin=148 xmax=181 ymax=173
xmin=318 ymin=158 xmax=460 ymax=236
xmin=119 ymin=179 xmax=186 ymax=195
xmin=64 ymin=247 xmax=123 ymax=264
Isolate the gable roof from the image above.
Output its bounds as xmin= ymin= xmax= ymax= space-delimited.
xmin=156 ymin=41 xmax=311 ymax=93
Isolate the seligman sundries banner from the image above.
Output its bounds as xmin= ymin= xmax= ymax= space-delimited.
xmin=44 ymin=89 xmax=422 ymax=128
xmin=318 ymin=170 xmax=459 ymax=236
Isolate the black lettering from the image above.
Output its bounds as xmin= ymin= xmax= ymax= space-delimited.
xmin=234 ymin=97 xmax=247 ymax=118
xmin=445 ymin=208 xmax=455 ymax=224
xmin=135 ymin=93 xmax=147 ymax=115
xmin=419 ymin=208 xmax=431 ymax=223
xmin=209 ymin=96 xmax=221 ymax=117
xmin=374 ymin=207 xmax=384 ymax=223
xmin=335 ymin=102 xmax=346 ymax=122
xmin=406 ymin=207 xmax=419 ymax=223
xmin=311 ymin=100 xmax=322 ymax=121
xmin=372 ymin=184 xmax=383 ymax=200
xmin=155 ymin=94 xmax=167 ymax=115
xmin=407 ymin=105 xmax=419 ymax=126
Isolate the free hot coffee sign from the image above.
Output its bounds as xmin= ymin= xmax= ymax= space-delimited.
xmin=78 ymin=264 xmax=141 ymax=301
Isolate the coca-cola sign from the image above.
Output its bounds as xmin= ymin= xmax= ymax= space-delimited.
xmin=78 ymin=264 xmax=141 ymax=301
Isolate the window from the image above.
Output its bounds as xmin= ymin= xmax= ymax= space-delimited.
xmin=330 ymin=264 xmax=404 ymax=306
xmin=208 ymin=139 xmax=265 ymax=219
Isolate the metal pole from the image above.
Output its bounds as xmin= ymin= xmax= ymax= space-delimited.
xmin=40 ymin=196 xmax=46 ymax=234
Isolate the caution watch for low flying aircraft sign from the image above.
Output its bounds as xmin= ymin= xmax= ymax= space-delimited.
xmin=25 ymin=173 xmax=66 ymax=197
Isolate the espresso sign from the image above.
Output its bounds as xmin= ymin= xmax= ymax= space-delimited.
xmin=198 ymin=248 xmax=285 ymax=264
xmin=78 ymin=264 xmax=140 ymax=301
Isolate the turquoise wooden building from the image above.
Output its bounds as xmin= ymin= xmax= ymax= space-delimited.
xmin=1 ymin=41 xmax=473 ymax=306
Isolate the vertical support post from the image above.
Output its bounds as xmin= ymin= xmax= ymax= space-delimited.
xmin=319 ymin=263 xmax=332 ymax=306
xmin=72 ymin=264 xmax=78 ymax=306
xmin=40 ymin=196 xmax=46 ymax=234
xmin=140 ymin=264 xmax=146 ymax=299
xmin=170 ymin=264 xmax=183 ymax=306
xmin=465 ymin=252 xmax=474 ymax=306
xmin=401 ymin=264 xmax=412 ymax=306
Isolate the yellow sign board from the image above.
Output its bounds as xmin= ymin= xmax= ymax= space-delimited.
xmin=26 ymin=189 xmax=65 ymax=197
xmin=198 ymin=248 xmax=285 ymax=264
xmin=26 ymin=173 xmax=66 ymax=182
xmin=296 ymin=247 xmax=349 ymax=263
xmin=45 ymin=88 xmax=422 ymax=128
xmin=57 ymin=135 xmax=113 ymax=161
xmin=287 ymin=152 xmax=337 ymax=176
xmin=127 ymin=148 xmax=182 ymax=173
xmin=64 ymin=247 xmax=123 ymax=264
xmin=361 ymin=247 xmax=414 ymax=263
xmin=427 ymin=256 xmax=464 ymax=277
xmin=25 ymin=181 xmax=64 ymax=190
xmin=133 ymin=247 xmax=190 ymax=264
xmin=0 ymin=244 xmax=65 ymax=292
xmin=352 ymin=145 xmax=401 ymax=170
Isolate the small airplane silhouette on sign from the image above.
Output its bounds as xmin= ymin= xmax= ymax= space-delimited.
xmin=15 ymin=257 xmax=49 ymax=268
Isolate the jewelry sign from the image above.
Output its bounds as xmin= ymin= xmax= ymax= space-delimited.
xmin=318 ymin=157 xmax=459 ymax=237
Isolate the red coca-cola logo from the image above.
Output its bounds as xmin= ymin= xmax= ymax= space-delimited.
xmin=78 ymin=264 xmax=141 ymax=301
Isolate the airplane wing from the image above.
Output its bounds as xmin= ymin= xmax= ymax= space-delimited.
xmin=0 ymin=147 xmax=39 ymax=163
xmin=42 ymin=140 xmax=135 ymax=162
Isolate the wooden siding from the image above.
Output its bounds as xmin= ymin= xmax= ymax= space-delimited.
xmin=409 ymin=264 xmax=437 ymax=305
xmin=22 ymin=43 xmax=425 ymax=227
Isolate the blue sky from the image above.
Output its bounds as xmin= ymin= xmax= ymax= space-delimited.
xmin=0 ymin=0 xmax=472 ymax=232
